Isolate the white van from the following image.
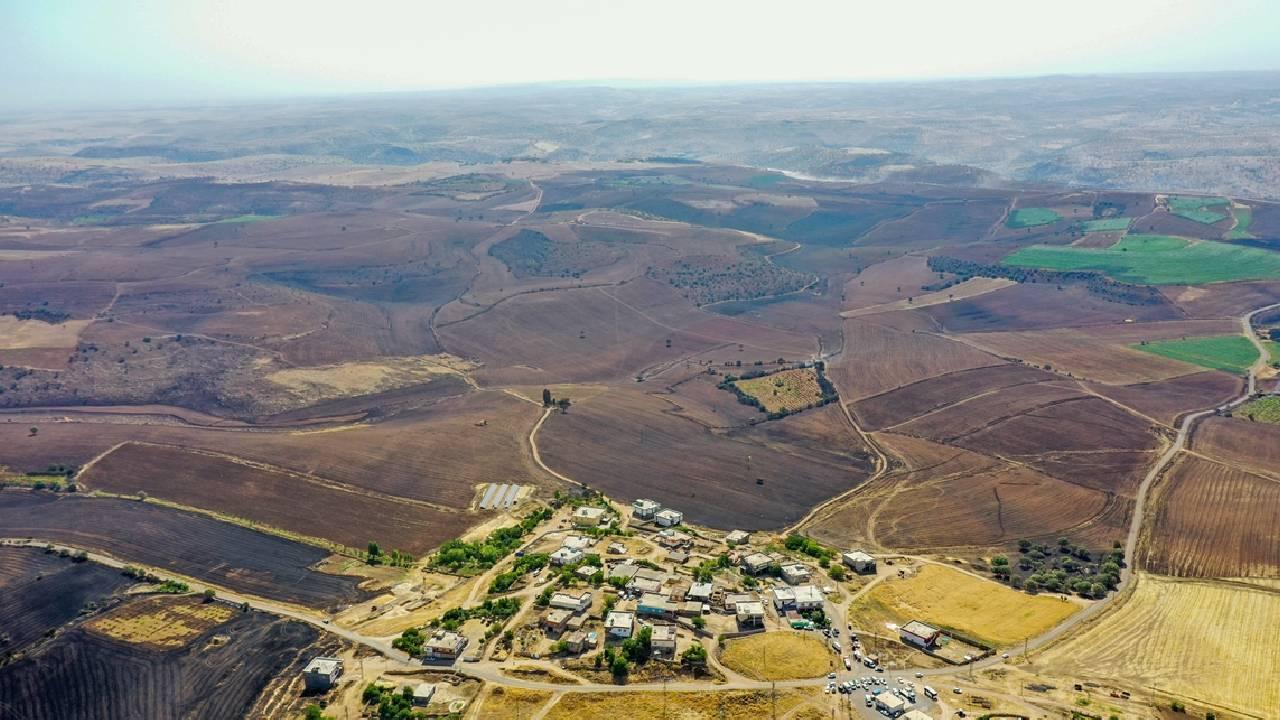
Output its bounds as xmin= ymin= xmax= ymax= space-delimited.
xmin=923 ymin=686 xmax=938 ymax=700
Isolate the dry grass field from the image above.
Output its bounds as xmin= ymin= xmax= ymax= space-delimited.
xmin=1142 ymin=455 xmax=1280 ymax=579
xmin=1192 ymin=417 xmax=1280 ymax=479
xmin=731 ymin=367 xmax=824 ymax=413
xmin=86 ymin=596 xmax=235 ymax=648
xmin=1083 ymin=371 xmax=1241 ymax=425
xmin=470 ymin=686 xmax=554 ymax=720
xmin=543 ymin=689 xmax=820 ymax=720
xmin=719 ymin=631 xmax=833 ymax=680
xmin=841 ymin=255 xmax=954 ymax=310
xmin=0 ymin=315 xmax=91 ymax=350
xmin=848 ymin=564 xmax=1080 ymax=647
xmin=1039 ymin=574 xmax=1280 ymax=719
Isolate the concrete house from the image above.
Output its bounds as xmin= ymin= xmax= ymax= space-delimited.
xmin=654 ymin=508 xmax=684 ymax=527
xmin=628 ymin=576 xmax=664 ymax=595
xmin=423 ymin=630 xmax=468 ymax=660
xmin=650 ymin=624 xmax=678 ymax=658
xmin=542 ymin=608 xmax=573 ymax=632
xmin=792 ymin=584 xmax=824 ymax=611
xmin=842 ymin=550 xmax=876 ymax=574
xmin=736 ymin=600 xmax=766 ymax=628
xmin=900 ymin=620 xmax=941 ymax=649
xmin=725 ymin=530 xmax=751 ymax=546
xmin=550 ymin=546 xmax=584 ymax=566
xmin=637 ymin=592 xmax=675 ymax=618
xmin=606 ymin=611 xmax=635 ymax=638
xmin=740 ymin=552 xmax=774 ymax=575
xmin=722 ymin=592 xmax=758 ymax=612
xmin=303 ymin=656 xmax=343 ymax=692
xmin=561 ymin=535 xmax=594 ymax=551
xmin=780 ymin=563 xmax=811 ymax=585
xmin=549 ymin=590 xmax=592 ymax=613
xmin=632 ymin=498 xmax=661 ymax=520
xmin=411 ymin=683 xmax=435 ymax=706
xmin=572 ymin=506 xmax=608 ymax=528
xmin=688 ymin=582 xmax=715 ymax=602
xmin=770 ymin=586 xmax=796 ymax=610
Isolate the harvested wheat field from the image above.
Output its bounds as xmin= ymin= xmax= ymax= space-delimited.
xmin=848 ymin=564 xmax=1079 ymax=647
xmin=543 ymin=688 xmax=821 ymax=720
xmin=1142 ymin=455 xmax=1280 ymax=579
xmin=1039 ymin=574 xmax=1280 ymax=719
xmin=86 ymin=595 xmax=236 ymax=649
xmin=719 ymin=631 xmax=833 ymax=680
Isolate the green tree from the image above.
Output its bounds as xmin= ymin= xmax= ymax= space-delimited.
xmin=367 ymin=541 xmax=383 ymax=565
xmin=828 ymin=565 xmax=845 ymax=581
xmin=691 ymin=615 xmax=706 ymax=630
xmin=610 ymin=654 xmax=629 ymax=676
xmin=681 ymin=643 xmax=708 ymax=665
xmin=542 ymin=388 xmax=552 ymax=406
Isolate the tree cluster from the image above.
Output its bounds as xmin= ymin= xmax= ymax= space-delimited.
xmin=431 ymin=508 xmax=554 ymax=573
xmin=925 ymin=255 xmax=1166 ymax=306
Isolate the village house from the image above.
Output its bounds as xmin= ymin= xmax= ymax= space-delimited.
xmin=575 ymin=564 xmax=601 ymax=580
xmin=542 ymin=608 xmax=573 ymax=632
xmin=411 ymin=683 xmax=435 ymax=706
xmin=572 ymin=506 xmax=608 ymax=528
xmin=736 ymin=600 xmax=766 ymax=628
xmin=302 ymin=657 xmax=343 ymax=692
xmin=632 ymin=498 xmax=661 ymax=520
xmin=842 ymin=550 xmax=877 ymax=575
xmin=606 ymin=611 xmax=635 ymax=638
xmin=722 ymin=591 xmax=758 ymax=612
xmin=725 ymin=529 xmax=751 ymax=546
xmin=650 ymin=624 xmax=678 ymax=659
xmin=549 ymin=590 xmax=592 ymax=613
xmin=550 ymin=546 xmax=584 ymax=566
xmin=740 ymin=552 xmax=774 ymax=575
xmin=607 ymin=541 xmax=627 ymax=555
xmin=780 ymin=563 xmax=811 ymax=585
xmin=656 ymin=529 xmax=693 ymax=550
xmin=561 ymin=535 xmax=594 ymax=551
xmin=770 ymin=586 xmax=795 ymax=610
xmin=565 ymin=630 xmax=598 ymax=653
xmin=900 ymin=620 xmax=941 ymax=649
xmin=637 ymin=592 xmax=676 ymax=618
xmin=423 ymin=630 xmax=468 ymax=660
xmin=688 ymin=581 xmax=715 ymax=603
xmin=654 ymin=508 xmax=684 ymax=527
xmin=792 ymin=584 xmax=823 ymax=611
xmin=608 ymin=563 xmax=640 ymax=583
xmin=628 ymin=576 xmax=664 ymax=595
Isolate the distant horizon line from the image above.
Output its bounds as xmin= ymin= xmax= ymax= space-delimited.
xmin=6 ymin=68 xmax=1280 ymax=116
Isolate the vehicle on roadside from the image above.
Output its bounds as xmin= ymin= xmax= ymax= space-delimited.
xmin=923 ymin=686 xmax=938 ymax=700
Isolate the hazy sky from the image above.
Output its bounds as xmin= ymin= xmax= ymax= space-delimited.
xmin=4 ymin=0 xmax=1278 ymax=108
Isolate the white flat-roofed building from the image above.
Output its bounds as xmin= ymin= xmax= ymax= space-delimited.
xmin=632 ymin=499 xmax=661 ymax=520
xmin=654 ymin=508 xmax=684 ymax=527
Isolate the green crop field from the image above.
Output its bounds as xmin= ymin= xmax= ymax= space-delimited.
xmin=1006 ymin=207 xmax=1062 ymax=229
xmin=1002 ymin=234 xmax=1280 ymax=285
xmin=1227 ymin=206 xmax=1255 ymax=240
xmin=1167 ymin=195 xmax=1229 ymax=224
xmin=1131 ymin=335 xmax=1259 ymax=374
xmin=1079 ymin=217 xmax=1131 ymax=233
xmin=1238 ymin=396 xmax=1280 ymax=424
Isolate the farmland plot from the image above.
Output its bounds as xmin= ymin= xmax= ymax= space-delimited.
xmin=0 ymin=492 xmax=367 ymax=607
xmin=0 ymin=605 xmax=325 ymax=720
xmin=1142 ymin=456 xmax=1280 ymax=579
xmin=1039 ymin=574 xmax=1280 ymax=719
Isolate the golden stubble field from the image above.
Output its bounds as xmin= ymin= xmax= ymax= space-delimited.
xmin=1039 ymin=573 xmax=1280 ymax=719
xmin=719 ymin=631 xmax=833 ymax=680
xmin=847 ymin=564 xmax=1081 ymax=647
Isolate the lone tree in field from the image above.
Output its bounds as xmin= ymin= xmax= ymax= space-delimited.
xmin=28 ymin=427 xmax=37 ymax=437
xmin=556 ymin=397 xmax=571 ymax=413
xmin=542 ymin=388 xmax=552 ymax=406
